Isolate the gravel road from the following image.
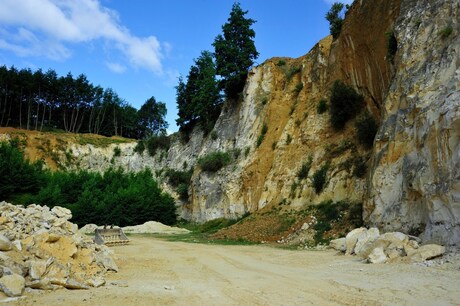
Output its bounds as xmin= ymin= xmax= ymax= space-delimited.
xmin=12 ymin=236 xmax=460 ymax=305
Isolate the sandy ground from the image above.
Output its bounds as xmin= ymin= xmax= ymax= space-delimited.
xmin=9 ymin=236 xmax=460 ymax=306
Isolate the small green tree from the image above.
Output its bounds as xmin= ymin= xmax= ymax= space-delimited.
xmin=137 ymin=96 xmax=168 ymax=138
xmin=213 ymin=2 xmax=259 ymax=98
xmin=325 ymin=2 xmax=346 ymax=39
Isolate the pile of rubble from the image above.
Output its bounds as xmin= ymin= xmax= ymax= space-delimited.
xmin=330 ymin=227 xmax=446 ymax=264
xmin=0 ymin=201 xmax=118 ymax=298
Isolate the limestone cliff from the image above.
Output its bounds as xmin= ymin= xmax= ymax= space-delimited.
xmin=2 ymin=0 xmax=459 ymax=245
xmin=365 ymin=0 xmax=460 ymax=246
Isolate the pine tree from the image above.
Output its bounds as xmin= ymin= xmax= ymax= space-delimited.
xmin=176 ymin=51 xmax=222 ymax=133
xmin=213 ymin=2 xmax=258 ymax=99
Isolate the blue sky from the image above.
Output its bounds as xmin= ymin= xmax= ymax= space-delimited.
xmin=0 ymin=0 xmax=352 ymax=133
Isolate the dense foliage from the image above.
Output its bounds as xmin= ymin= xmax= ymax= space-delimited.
xmin=0 ymin=139 xmax=44 ymax=200
xmin=164 ymin=169 xmax=193 ymax=201
xmin=176 ymin=51 xmax=222 ymax=134
xmin=0 ymin=66 xmax=167 ymax=139
xmin=0 ymin=141 xmax=177 ymax=227
xmin=325 ymin=2 xmax=346 ymax=39
xmin=355 ymin=111 xmax=378 ymax=149
xmin=329 ymin=80 xmax=364 ymax=130
xmin=312 ymin=163 xmax=330 ymax=194
xmin=198 ymin=151 xmax=231 ymax=172
xmin=213 ymin=2 xmax=259 ymax=98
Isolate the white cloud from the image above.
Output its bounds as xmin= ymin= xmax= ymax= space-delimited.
xmin=0 ymin=0 xmax=163 ymax=73
xmin=106 ymin=62 xmax=126 ymax=74
xmin=323 ymin=0 xmax=354 ymax=5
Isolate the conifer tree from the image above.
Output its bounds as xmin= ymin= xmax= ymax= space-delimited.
xmin=213 ymin=2 xmax=258 ymax=99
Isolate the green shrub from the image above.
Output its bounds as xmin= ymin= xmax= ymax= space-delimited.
xmin=352 ymin=156 xmax=367 ymax=178
xmin=210 ymin=130 xmax=218 ymax=140
xmin=145 ymin=134 xmax=171 ymax=156
xmin=355 ymin=112 xmax=378 ymax=149
xmin=330 ymin=80 xmax=364 ymax=130
xmin=244 ymin=146 xmax=250 ymax=157
xmin=199 ymin=218 xmax=238 ymax=234
xmin=198 ymin=151 xmax=231 ymax=172
xmin=293 ymin=82 xmax=303 ymax=95
xmin=325 ymin=139 xmax=355 ymax=158
xmin=164 ymin=169 xmax=193 ymax=187
xmin=134 ymin=140 xmax=145 ymax=154
xmin=297 ymin=155 xmax=313 ymax=180
xmin=317 ymin=99 xmax=328 ymax=114
xmin=0 ymin=140 xmax=44 ymax=201
xmin=386 ymin=31 xmax=398 ymax=62
xmin=113 ymin=146 xmax=121 ymax=157
xmin=276 ymin=59 xmax=286 ymax=66
xmin=176 ymin=183 xmax=190 ymax=201
xmin=286 ymin=66 xmax=301 ymax=81
xmin=440 ymin=25 xmax=453 ymax=39
xmin=256 ymin=123 xmax=268 ymax=147
xmin=312 ymin=163 xmax=329 ymax=194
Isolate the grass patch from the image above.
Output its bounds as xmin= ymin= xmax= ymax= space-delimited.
xmin=256 ymin=123 xmax=268 ymax=147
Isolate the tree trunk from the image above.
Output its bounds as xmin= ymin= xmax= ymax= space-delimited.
xmin=40 ymin=103 xmax=46 ymax=131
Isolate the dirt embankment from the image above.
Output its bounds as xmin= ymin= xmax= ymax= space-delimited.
xmin=10 ymin=237 xmax=460 ymax=306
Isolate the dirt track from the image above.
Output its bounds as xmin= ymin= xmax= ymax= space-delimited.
xmin=12 ymin=236 xmax=460 ymax=305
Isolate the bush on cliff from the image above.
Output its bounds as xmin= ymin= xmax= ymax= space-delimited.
xmin=198 ymin=151 xmax=231 ymax=172
xmin=329 ymin=80 xmax=364 ymax=130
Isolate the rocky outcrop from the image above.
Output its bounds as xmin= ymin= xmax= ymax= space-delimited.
xmin=330 ymin=227 xmax=446 ymax=264
xmin=0 ymin=202 xmax=116 ymax=297
xmin=365 ymin=0 xmax=460 ymax=246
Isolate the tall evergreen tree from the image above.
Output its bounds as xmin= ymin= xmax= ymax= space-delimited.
xmin=212 ymin=2 xmax=258 ymax=99
xmin=176 ymin=51 xmax=222 ymax=133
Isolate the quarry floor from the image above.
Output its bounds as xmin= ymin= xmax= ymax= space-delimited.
xmin=12 ymin=236 xmax=460 ymax=306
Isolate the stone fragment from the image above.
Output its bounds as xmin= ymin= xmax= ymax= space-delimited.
xmin=329 ymin=238 xmax=347 ymax=252
xmin=63 ymin=278 xmax=90 ymax=290
xmin=409 ymin=244 xmax=445 ymax=262
xmin=26 ymin=278 xmax=54 ymax=290
xmin=51 ymin=206 xmax=72 ymax=219
xmin=0 ymin=234 xmax=12 ymax=251
xmin=0 ymin=274 xmax=25 ymax=297
xmin=367 ymin=247 xmax=388 ymax=264
xmin=86 ymin=277 xmax=106 ymax=288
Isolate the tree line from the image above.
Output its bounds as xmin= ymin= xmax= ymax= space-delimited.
xmin=0 ymin=139 xmax=177 ymax=226
xmin=0 ymin=66 xmax=167 ymax=139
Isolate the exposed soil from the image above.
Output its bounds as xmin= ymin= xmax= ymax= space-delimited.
xmin=9 ymin=236 xmax=460 ymax=305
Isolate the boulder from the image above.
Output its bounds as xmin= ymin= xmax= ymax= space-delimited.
xmin=0 ymin=234 xmax=12 ymax=251
xmin=367 ymin=247 xmax=388 ymax=264
xmin=345 ymin=227 xmax=367 ymax=255
xmin=51 ymin=207 xmax=72 ymax=220
xmin=329 ymin=238 xmax=347 ymax=252
xmin=409 ymin=244 xmax=445 ymax=262
xmin=0 ymin=273 xmax=25 ymax=297
xmin=354 ymin=228 xmax=380 ymax=255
